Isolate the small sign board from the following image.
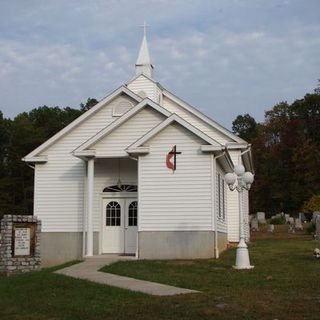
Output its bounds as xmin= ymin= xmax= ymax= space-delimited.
xmin=14 ymin=227 xmax=31 ymax=256
xmin=12 ymin=223 xmax=36 ymax=257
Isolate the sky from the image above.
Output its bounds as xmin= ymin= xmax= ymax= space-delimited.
xmin=0 ymin=0 xmax=319 ymax=129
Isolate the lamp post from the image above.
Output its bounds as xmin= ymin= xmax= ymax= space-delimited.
xmin=225 ymin=164 xmax=254 ymax=269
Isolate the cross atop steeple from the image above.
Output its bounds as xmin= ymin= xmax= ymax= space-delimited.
xmin=135 ymin=21 xmax=153 ymax=78
xmin=140 ymin=21 xmax=149 ymax=37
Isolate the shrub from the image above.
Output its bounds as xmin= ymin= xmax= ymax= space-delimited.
xmin=270 ymin=215 xmax=286 ymax=225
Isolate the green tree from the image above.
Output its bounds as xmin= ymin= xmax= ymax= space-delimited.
xmin=0 ymin=104 xmax=84 ymax=217
xmin=80 ymin=98 xmax=99 ymax=112
xmin=232 ymin=113 xmax=257 ymax=142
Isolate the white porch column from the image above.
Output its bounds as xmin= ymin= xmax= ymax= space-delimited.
xmin=86 ymin=158 xmax=94 ymax=256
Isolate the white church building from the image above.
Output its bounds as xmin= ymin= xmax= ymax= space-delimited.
xmin=23 ymin=32 xmax=253 ymax=266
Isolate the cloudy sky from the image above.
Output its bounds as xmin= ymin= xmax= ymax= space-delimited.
xmin=0 ymin=0 xmax=319 ymax=128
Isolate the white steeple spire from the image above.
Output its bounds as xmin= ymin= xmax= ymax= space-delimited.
xmin=135 ymin=21 xmax=153 ymax=78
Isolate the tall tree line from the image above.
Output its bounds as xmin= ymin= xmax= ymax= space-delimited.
xmin=0 ymin=98 xmax=97 ymax=218
xmin=233 ymin=87 xmax=320 ymax=216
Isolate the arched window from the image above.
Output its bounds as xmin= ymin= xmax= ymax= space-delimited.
xmin=128 ymin=201 xmax=138 ymax=226
xmin=106 ymin=201 xmax=121 ymax=226
xmin=103 ymin=185 xmax=137 ymax=192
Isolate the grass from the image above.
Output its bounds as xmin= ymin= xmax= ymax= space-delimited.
xmin=1 ymin=229 xmax=320 ymax=320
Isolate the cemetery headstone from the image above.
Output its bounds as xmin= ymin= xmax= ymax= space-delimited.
xmin=295 ymin=218 xmax=303 ymax=231
xmin=288 ymin=217 xmax=294 ymax=225
xmin=288 ymin=218 xmax=295 ymax=233
xmin=0 ymin=215 xmax=41 ymax=276
xmin=314 ymin=216 xmax=320 ymax=241
xmin=267 ymin=224 xmax=274 ymax=233
xmin=256 ymin=212 xmax=266 ymax=224
xmin=299 ymin=212 xmax=307 ymax=223
xmin=312 ymin=212 xmax=320 ymax=223
xmin=285 ymin=214 xmax=290 ymax=223
xmin=251 ymin=218 xmax=259 ymax=231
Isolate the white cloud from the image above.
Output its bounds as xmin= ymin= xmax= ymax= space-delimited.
xmin=0 ymin=0 xmax=319 ymax=128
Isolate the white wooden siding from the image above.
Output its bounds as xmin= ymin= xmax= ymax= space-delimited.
xmin=34 ymin=95 xmax=138 ymax=232
xmin=139 ymin=123 xmax=212 ymax=231
xmin=216 ymin=163 xmax=227 ymax=233
xmin=162 ymin=96 xmax=233 ymax=145
xmin=92 ymin=107 xmax=165 ymax=157
xmin=127 ymin=75 xmax=160 ymax=103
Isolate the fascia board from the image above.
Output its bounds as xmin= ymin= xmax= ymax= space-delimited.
xmin=126 ymin=147 xmax=150 ymax=155
xmin=73 ymin=150 xmax=96 ymax=157
xmin=24 ymin=86 xmax=142 ymax=159
xmin=22 ymin=156 xmax=48 ymax=163
xmin=74 ymin=98 xmax=172 ymax=152
xmin=201 ymin=145 xmax=224 ymax=152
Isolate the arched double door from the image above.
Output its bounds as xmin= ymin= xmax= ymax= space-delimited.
xmin=102 ymin=197 xmax=138 ymax=255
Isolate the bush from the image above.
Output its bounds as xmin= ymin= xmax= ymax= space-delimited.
xmin=270 ymin=215 xmax=286 ymax=225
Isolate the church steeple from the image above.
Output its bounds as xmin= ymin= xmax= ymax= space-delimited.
xmin=135 ymin=22 xmax=153 ymax=78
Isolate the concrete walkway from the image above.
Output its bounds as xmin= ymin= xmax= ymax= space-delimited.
xmin=55 ymin=255 xmax=198 ymax=296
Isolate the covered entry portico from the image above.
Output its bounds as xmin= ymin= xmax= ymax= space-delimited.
xmin=101 ymin=190 xmax=138 ymax=255
xmin=75 ymin=155 xmax=138 ymax=258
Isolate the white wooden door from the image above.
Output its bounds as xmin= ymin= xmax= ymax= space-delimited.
xmin=102 ymin=198 xmax=137 ymax=254
xmin=124 ymin=200 xmax=138 ymax=254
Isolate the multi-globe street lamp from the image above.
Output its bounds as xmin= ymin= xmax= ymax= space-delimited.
xmin=225 ymin=164 xmax=254 ymax=269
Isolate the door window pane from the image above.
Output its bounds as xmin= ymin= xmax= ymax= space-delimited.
xmin=128 ymin=201 xmax=138 ymax=226
xmin=106 ymin=201 xmax=121 ymax=226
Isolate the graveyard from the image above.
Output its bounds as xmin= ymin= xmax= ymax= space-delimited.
xmin=0 ymin=220 xmax=319 ymax=320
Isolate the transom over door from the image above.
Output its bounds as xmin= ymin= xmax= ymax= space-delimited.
xmin=102 ymin=198 xmax=138 ymax=254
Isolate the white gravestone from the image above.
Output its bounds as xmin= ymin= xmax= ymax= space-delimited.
xmin=256 ymin=212 xmax=266 ymax=224
xmin=313 ymin=212 xmax=320 ymax=223
xmin=315 ymin=216 xmax=320 ymax=241
xmin=251 ymin=218 xmax=259 ymax=231
xmin=14 ymin=227 xmax=31 ymax=256
xmin=299 ymin=212 xmax=307 ymax=222
xmin=288 ymin=217 xmax=294 ymax=225
xmin=295 ymin=218 xmax=303 ymax=231
xmin=285 ymin=214 xmax=290 ymax=223
xmin=267 ymin=224 xmax=274 ymax=233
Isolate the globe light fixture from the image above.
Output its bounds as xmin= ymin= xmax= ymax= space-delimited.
xmin=225 ymin=164 xmax=254 ymax=269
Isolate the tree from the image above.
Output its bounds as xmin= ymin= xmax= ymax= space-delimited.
xmin=0 ymin=104 xmax=84 ymax=217
xmin=232 ymin=113 xmax=257 ymax=142
xmin=80 ymin=98 xmax=99 ymax=112
xmin=236 ymin=91 xmax=320 ymax=216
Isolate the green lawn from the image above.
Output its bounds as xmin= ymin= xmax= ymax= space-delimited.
xmin=1 ymin=234 xmax=319 ymax=320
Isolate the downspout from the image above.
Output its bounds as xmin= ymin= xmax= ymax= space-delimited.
xmin=82 ymin=159 xmax=87 ymax=258
xmin=213 ymin=150 xmax=226 ymax=259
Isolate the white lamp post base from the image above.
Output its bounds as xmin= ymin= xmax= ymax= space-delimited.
xmin=233 ymin=238 xmax=254 ymax=270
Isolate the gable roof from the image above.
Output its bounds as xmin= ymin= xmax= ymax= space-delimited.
xmin=73 ymin=98 xmax=171 ymax=154
xmin=126 ymin=74 xmax=247 ymax=145
xmin=127 ymin=113 xmax=222 ymax=152
xmin=23 ymin=86 xmax=142 ymax=161
xmin=126 ymin=72 xmax=159 ymax=87
xmin=161 ymin=88 xmax=247 ymax=144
